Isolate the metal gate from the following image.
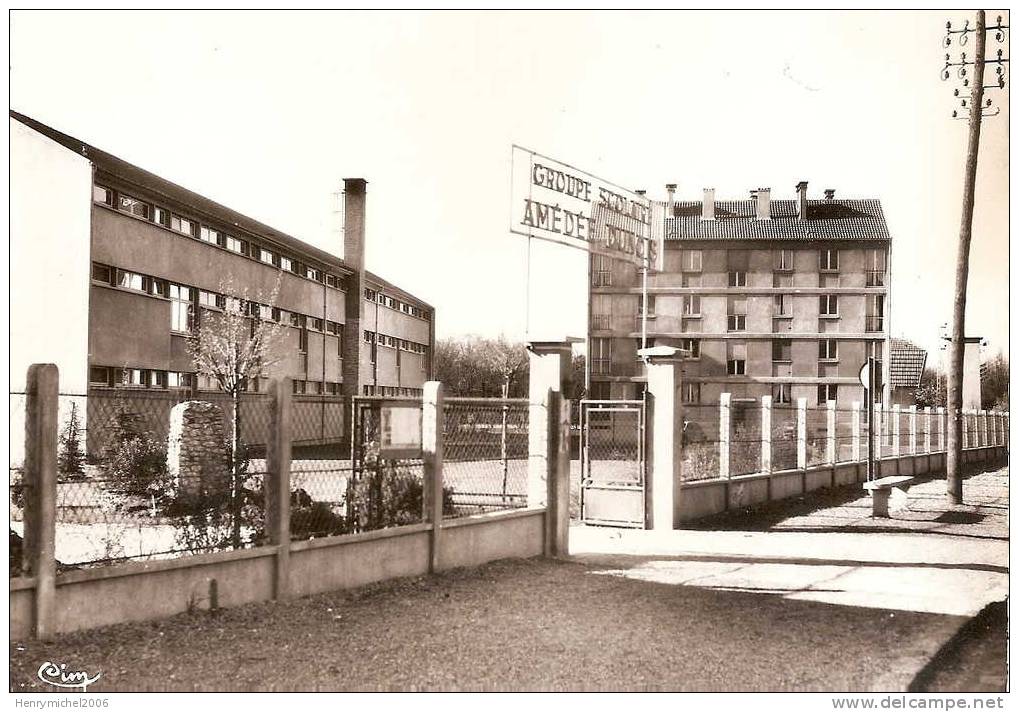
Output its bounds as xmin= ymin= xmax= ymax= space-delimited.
xmin=579 ymin=399 xmax=646 ymax=527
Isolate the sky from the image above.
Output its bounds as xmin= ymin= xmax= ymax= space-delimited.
xmin=9 ymin=10 xmax=1009 ymax=363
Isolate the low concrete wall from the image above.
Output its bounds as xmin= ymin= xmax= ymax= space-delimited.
xmin=676 ymin=445 xmax=1006 ymax=524
xmin=10 ymin=509 xmax=547 ymax=640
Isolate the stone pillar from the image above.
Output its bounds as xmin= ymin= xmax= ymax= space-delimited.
xmin=891 ymin=405 xmax=901 ymax=457
xmin=546 ymin=391 xmax=571 ymax=556
xmin=851 ymin=401 xmax=861 ymax=462
xmin=167 ymin=401 xmax=230 ymax=494
xmin=527 ymin=339 xmax=577 ymax=508
xmin=719 ymin=393 xmax=731 ymax=480
xmin=796 ymin=398 xmax=807 ymax=470
xmin=760 ymin=396 xmax=772 ymax=474
xmin=640 ymin=346 xmax=683 ymax=531
xmin=826 ymin=400 xmax=837 ymax=465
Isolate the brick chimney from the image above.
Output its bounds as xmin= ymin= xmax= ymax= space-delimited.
xmin=752 ymin=187 xmax=771 ymax=220
xmin=796 ymin=181 xmax=809 ymax=220
xmin=666 ymin=183 xmax=676 ymax=214
xmin=341 ymin=178 xmax=367 ymax=421
xmin=702 ymin=188 xmax=715 ymax=221
xmin=824 ymin=188 xmax=836 ymax=201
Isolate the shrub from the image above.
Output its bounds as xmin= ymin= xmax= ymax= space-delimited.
xmin=348 ymin=445 xmax=455 ymax=531
xmin=100 ymin=433 xmax=172 ymax=500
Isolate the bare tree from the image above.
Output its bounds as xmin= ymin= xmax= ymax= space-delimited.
xmin=187 ymin=272 xmax=287 ymax=547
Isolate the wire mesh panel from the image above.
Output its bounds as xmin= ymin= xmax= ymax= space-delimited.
xmin=729 ymin=402 xmax=762 ymax=477
xmin=835 ymin=406 xmax=858 ymax=463
xmin=580 ymin=400 xmax=644 ymax=527
xmin=442 ymin=397 xmax=529 ymax=517
xmin=682 ymin=403 xmax=721 ymax=481
xmin=771 ymin=403 xmax=799 ymax=472
xmin=805 ymin=405 xmax=828 ymax=467
xmin=10 ymin=393 xmax=28 ymax=577
xmin=9 ymin=391 xmax=274 ymax=569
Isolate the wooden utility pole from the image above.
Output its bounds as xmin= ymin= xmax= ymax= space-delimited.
xmin=942 ymin=10 xmax=1007 ymax=504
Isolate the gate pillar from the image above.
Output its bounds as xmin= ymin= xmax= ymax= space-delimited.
xmin=640 ymin=345 xmax=683 ymax=531
xmin=527 ymin=338 xmax=580 ymax=507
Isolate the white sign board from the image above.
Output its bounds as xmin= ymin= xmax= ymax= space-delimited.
xmin=380 ymin=404 xmax=421 ymax=458
xmin=510 ymin=145 xmax=658 ymax=267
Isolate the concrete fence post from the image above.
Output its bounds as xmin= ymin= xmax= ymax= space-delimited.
xmin=719 ymin=393 xmax=731 ymax=480
xmin=991 ymin=411 xmax=999 ymax=446
xmin=980 ymin=409 xmax=988 ymax=448
xmin=891 ymin=405 xmax=901 ymax=458
xmin=422 ymin=381 xmax=444 ymax=573
xmin=760 ymin=396 xmax=772 ymax=474
xmin=851 ymin=401 xmax=861 ymax=463
xmin=265 ymin=377 xmax=292 ymax=601
xmin=874 ymin=401 xmax=883 ymax=461
xmin=826 ymin=400 xmax=837 ymax=466
xmin=1005 ymin=412 xmax=1010 ymax=445
xmin=937 ymin=406 xmax=946 ymax=452
xmin=545 ymin=391 xmax=571 ymax=556
xmin=527 ymin=340 xmax=575 ymax=508
xmin=908 ymin=405 xmax=917 ymax=456
xmin=641 ymin=347 xmax=683 ymax=531
xmin=23 ymin=364 xmax=58 ymax=641
xmin=962 ymin=409 xmax=969 ymax=450
xmin=796 ymin=398 xmax=807 ymax=470
xmin=924 ymin=407 xmax=932 ymax=454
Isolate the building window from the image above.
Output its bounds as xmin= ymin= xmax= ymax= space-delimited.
xmin=820 ymin=248 xmax=839 ymax=272
xmin=591 ymin=295 xmax=611 ymax=330
xmin=866 ymin=249 xmax=887 ymax=287
xmin=682 ymin=295 xmax=701 ymax=317
xmin=774 ymin=294 xmax=791 ymax=316
xmin=364 ymin=288 xmax=376 ymax=301
xmin=121 ymin=368 xmax=145 ymax=388
xmin=117 ymin=269 xmax=145 ymax=292
xmin=681 ymin=273 xmax=702 ymax=288
xmin=819 ymin=339 xmax=838 ymax=361
xmin=307 ymin=381 xmax=323 ymax=395
xmin=149 ymin=278 xmax=168 ymax=298
xmin=307 ymin=267 xmax=321 ymax=282
xmin=817 ymin=384 xmax=838 ymax=404
xmin=93 ymin=185 xmax=113 ymax=205
xmin=169 ymin=284 xmax=194 ymax=333
xmin=679 ymin=338 xmax=700 ymax=359
xmin=293 ymin=380 xmax=307 ymax=395
xmin=772 ymin=339 xmax=792 ymax=362
xmin=118 ymin=194 xmax=149 ymax=219
xmin=866 ymin=294 xmax=885 ymax=332
xmin=326 ymin=274 xmax=338 ymax=288
xmin=681 ymin=250 xmax=702 ymax=272
xmin=258 ymin=304 xmax=273 ymax=321
xmin=167 ymin=372 xmax=191 ymax=389
xmin=727 ymin=250 xmax=748 ymax=287
xmin=171 ymin=214 xmax=196 ymax=237
xmin=89 ymin=366 xmax=112 ymax=386
xmin=773 ymin=383 xmax=792 ymax=404
xmin=153 ymin=207 xmax=170 ymax=227
xmin=726 ymin=342 xmax=747 ymax=376
xmin=774 ymin=272 xmax=794 ymax=289
xmin=590 ymin=337 xmax=612 ymax=375
xmin=199 ymin=226 xmax=222 ymax=246
xmin=592 ymin=254 xmax=612 ymax=287
xmin=682 ymin=382 xmax=701 ymax=404
xmin=91 ymin=263 xmax=113 ymax=284
xmin=819 ymin=294 xmax=839 ymax=317
xmin=199 ymin=290 xmax=222 ymax=309
xmin=774 ymin=249 xmax=794 ymax=272
xmin=259 ymin=247 xmax=277 ymax=266
xmin=225 ymin=236 xmax=246 ymax=254
xmin=276 ymin=256 xmax=292 ymax=272
xmin=638 ymin=294 xmax=656 ymax=318
xmin=727 ymin=297 xmax=747 ymax=331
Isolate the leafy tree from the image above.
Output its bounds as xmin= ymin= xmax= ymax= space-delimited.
xmin=187 ymin=273 xmax=287 ymax=548
xmin=58 ymin=402 xmax=86 ymax=478
xmin=914 ymin=367 xmax=947 ymax=409
xmin=981 ymin=351 xmax=1009 ymax=411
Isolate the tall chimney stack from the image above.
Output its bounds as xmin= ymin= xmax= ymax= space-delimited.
xmin=753 ymin=187 xmax=771 ymax=220
xmin=796 ymin=181 xmax=809 ymax=220
xmin=702 ymin=188 xmax=715 ymax=221
xmin=341 ymin=178 xmax=368 ymax=420
xmin=666 ymin=183 xmax=676 ymax=214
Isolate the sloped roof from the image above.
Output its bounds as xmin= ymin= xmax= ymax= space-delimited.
xmin=665 ymin=198 xmax=891 ymax=242
xmin=890 ymin=338 xmax=928 ymax=389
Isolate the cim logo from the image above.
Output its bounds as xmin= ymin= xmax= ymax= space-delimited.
xmin=37 ymin=661 xmax=101 ymax=692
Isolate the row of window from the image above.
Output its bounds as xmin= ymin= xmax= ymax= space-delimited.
xmin=364 ymin=287 xmax=430 ymax=321
xmin=593 ymin=249 xmax=888 ymax=288
xmin=362 ymin=330 xmax=429 ymax=354
xmin=92 ymin=262 xmax=345 ymax=339
xmin=89 ymin=365 xmax=343 ymax=395
xmin=362 ymin=385 xmax=425 ymax=397
xmin=589 ymin=380 xmax=842 ymax=406
xmin=95 ymin=185 xmax=346 ymax=290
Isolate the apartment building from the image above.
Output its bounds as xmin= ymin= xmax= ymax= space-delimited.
xmin=588 ymin=183 xmax=891 ymax=408
xmin=11 ymin=112 xmax=433 ymax=448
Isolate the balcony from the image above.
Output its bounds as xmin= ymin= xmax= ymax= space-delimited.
xmin=592 ymin=273 xmax=612 ymax=288
xmin=866 ymin=270 xmax=886 ymax=287
xmin=591 ymin=314 xmax=610 ymax=331
xmin=591 ymin=358 xmax=611 ymax=376
xmin=866 ymin=315 xmax=885 ymax=332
